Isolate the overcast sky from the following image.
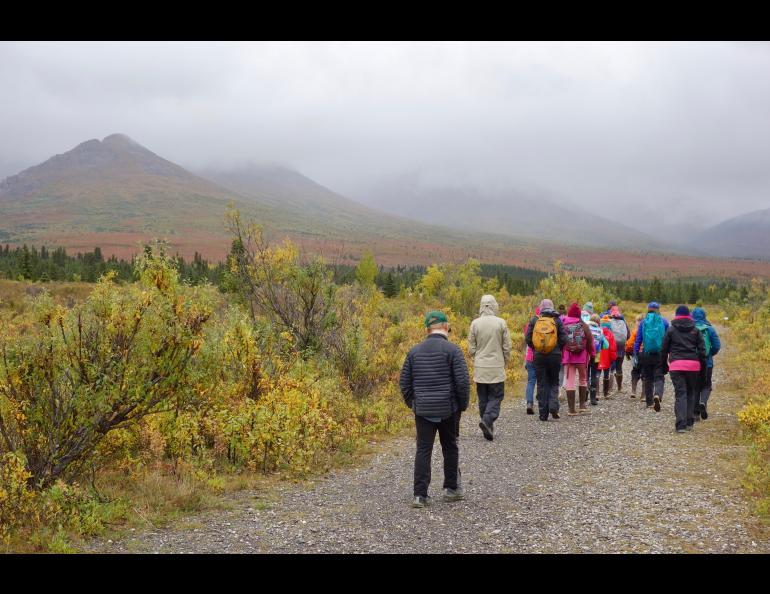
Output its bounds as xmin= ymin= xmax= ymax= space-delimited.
xmin=1 ymin=41 xmax=769 ymax=228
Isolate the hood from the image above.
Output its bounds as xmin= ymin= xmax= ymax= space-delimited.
xmin=672 ymin=316 xmax=696 ymax=331
xmin=692 ymin=307 xmax=708 ymax=324
xmin=581 ymin=311 xmax=591 ymax=323
xmin=540 ymin=308 xmax=560 ymax=318
xmin=479 ymin=294 xmax=499 ymax=316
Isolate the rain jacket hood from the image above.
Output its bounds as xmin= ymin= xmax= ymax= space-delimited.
xmin=479 ymin=294 xmax=500 ymax=316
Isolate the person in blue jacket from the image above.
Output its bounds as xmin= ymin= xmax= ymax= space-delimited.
xmin=633 ymin=302 xmax=670 ymax=410
xmin=691 ymin=307 xmax=721 ymax=420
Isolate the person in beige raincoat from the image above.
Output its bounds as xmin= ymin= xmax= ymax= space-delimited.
xmin=468 ymin=295 xmax=512 ymax=441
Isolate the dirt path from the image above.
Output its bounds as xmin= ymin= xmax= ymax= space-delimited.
xmin=89 ymin=328 xmax=769 ymax=553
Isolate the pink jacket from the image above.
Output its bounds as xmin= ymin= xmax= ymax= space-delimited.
xmin=560 ymin=316 xmax=595 ymax=365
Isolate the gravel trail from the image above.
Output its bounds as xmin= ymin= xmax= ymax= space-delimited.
xmin=90 ymin=332 xmax=769 ymax=554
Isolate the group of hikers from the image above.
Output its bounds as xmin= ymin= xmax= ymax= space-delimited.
xmin=399 ymin=296 xmax=722 ymax=508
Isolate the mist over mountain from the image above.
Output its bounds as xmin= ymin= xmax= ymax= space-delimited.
xmin=348 ymin=171 xmax=670 ymax=250
xmin=685 ymin=208 xmax=770 ymax=259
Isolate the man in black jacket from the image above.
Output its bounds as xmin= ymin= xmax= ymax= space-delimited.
xmin=400 ymin=310 xmax=470 ymax=508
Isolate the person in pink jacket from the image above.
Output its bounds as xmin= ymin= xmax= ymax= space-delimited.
xmin=560 ymin=303 xmax=595 ymax=415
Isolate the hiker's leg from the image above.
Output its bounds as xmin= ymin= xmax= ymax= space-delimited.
xmin=437 ymin=415 xmax=459 ymax=490
xmin=652 ymin=353 xmax=665 ymax=398
xmin=414 ymin=415 xmax=437 ymax=497
xmin=700 ymin=365 xmax=714 ymax=408
xmin=477 ymin=383 xmax=488 ymax=421
xmin=525 ymin=361 xmax=537 ymax=407
xmin=547 ymin=355 xmax=561 ymax=413
xmin=670 ymin=372 xmax=688 ymax=431
xmin=483 ymin=381 xmax=504 ymax=429
xmin=686 ymin=371 xmax=699 ymax=427
xmin=615 ymin=355 xmax=624 ymax=391
xmin=641 ymin=354 xmax=655 ymax=406
xmin=535 ymin=356 xmax=549 ymax=419
xmin=564 ymin=363 xmax=577 ymax=392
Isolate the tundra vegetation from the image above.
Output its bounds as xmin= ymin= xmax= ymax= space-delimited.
xmin=0 ymin=210 xmax=767 ymax=551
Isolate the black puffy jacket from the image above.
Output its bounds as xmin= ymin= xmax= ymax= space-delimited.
xmin=661 ymin=316 xmax=706 ymax=368
xmin=399 ymin=333 xmax=470 ymax=419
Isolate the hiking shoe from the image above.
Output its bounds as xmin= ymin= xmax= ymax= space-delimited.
xmin=630 ymin=393 xmax=636 ymax=398
xmin=550 ymin=410 xmax=560 ymax=419
xmin=590 ymin=399 xmax=598 ymax=406
xmin=653 ymin=396 xmax=661 ymax=412
xmin=412 ymin=496 xmax=429 ymax=508
xmin=686 ymin=425 xmax=694 ymax=432
xmin=526 ymin=406 xmax=534 ymax=415
xmin=676 ymin=428 xmax=686 ymax=434
xmin=700 ymin=404 xmax=708 ymax=420
xmin=479 ymin=421 xmax=493 ymax=441
xmin=443 ymin=487 xmax=465 ymax=502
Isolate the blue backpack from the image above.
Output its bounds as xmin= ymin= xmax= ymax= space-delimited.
xmin=643 ymin=313 xmax=665 ymax=354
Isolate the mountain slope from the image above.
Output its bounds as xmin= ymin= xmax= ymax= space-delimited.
xmin=686 ymin=208 xmax=770 ymax=260
xmin=350 ymin=172 xmax=666 ymax=250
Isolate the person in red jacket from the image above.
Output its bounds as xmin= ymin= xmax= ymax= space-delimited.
xmin=598 ymin=316 xmax=617 ymax=399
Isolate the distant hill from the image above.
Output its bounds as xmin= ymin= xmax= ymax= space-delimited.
xmin=2 ymin=134 xmax=770 ymax=280
xmin=686 ymin=208 xmax=770 ymax=260
xmin=350 ymin=172 xmax=666 ymax=250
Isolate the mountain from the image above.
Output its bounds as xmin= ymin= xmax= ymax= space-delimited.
xmin=348 ymin=172 xmax=665 ymax=250
xmin=686 ymin=208 xmax=770 ymax=260
xmin=3 ymin=134 xmax=770 ymax=280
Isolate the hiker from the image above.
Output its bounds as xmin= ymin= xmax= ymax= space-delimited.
xmin=608 ymin=305 xmax=630 ymax=395
xmin=600 ymin=300 xmax=618 ymax=318
xmin=561 ymin=303 xmax=595 ymax=415
xmin=523 ymin=307 xmax=540 ymax=415
xmin=468 ymin=295 xmax=512 ymax=440
xmin=586 ymin=312 xmax=608 ymax=405
xmin=525 ymin=299 xmax=567 ymax=421
xmin=661 ymin=305 xmax=707 ymax=433
xmin=598 ymin=316 xmax=618 ymax=398
xmin=691 ymin=307 xmax=721 ymax=420
xmin=583 ymin=301 xmax=595 ymax=316
xmin=400 ymin=311 xmax=470 ymax=508
xmin=633 ymin=302 xmax=670 ymax=411
xmin=557 ymin=304 xmax=567 ymax=398
xmin=625 ymin=314 xmax=645 ymax=397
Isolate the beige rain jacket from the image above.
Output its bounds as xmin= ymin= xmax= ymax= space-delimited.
xmin=468 ymin=295 xmax=512 ymax=384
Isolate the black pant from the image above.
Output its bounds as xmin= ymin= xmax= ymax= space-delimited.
xmin=670 ymin=371 xmax=699 ymax=430
xmin=414 ymin=412 xmax=460 ymax=497
xmin=699 ymin=366 xmax=714 ymax=407
xmin=477 ymin=382 xmax=504 ymax=429
xmin=639 ymin=351 xmax=665 ymax=406
xmin=534 ymin=351 xmax=561 ymax=420
xmin=587 ymin=360 xmax=599 ymax=400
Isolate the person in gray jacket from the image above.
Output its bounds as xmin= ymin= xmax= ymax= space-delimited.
xmin=468 ymin=295 xmax=512 ymax=441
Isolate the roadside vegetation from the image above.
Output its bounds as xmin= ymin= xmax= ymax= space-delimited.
xmin=0 ymin=208 xmax=764 ymax=552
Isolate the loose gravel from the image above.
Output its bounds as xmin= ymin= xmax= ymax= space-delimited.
xmin=89 ymin=333 xmax=770 ymax=554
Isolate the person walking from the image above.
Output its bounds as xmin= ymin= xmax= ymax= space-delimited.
xmin=586 ymin=312 xmax=608 ymax=405
xmin=400 ymin=311 xmax=470 ymax=508
xmin=634 ymin=302 xmax=670 ymax=411
xmin=661 ymin=305 xmax=707 ymax=433
xmin=691 ymin=307 xmax=721 ymax=420
xmin=626 ymin=314 xmax=645 ymax=397
xmin=598 ymin=316 xmax=618 ymax=398
xmin=523 ymin=307 xmax=540 ymax=415
xmin=468 ymin=295 xmax=512 ymax=440
xmin=608 ymin=305 xmax=630 ymax=395
xmin=561 ymin=303 xmax=595 ymax=415
xmin=526 ymin=299 xmax=567 ymax=421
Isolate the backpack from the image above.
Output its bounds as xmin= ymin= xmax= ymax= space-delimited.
xmin=609 ymin=318 xmax=628 ymax=346
xmin=565 ymin=321 xmax=586 ymax=353
xmin=695 ymin=322 xmax=712 ymax=357
xmin=532 ymin=316 xmax=558 ymax=354
xmin=589 ymin=324 xmax=604 ymax=353
xmin=642 ymin=313 xmax=665 ymax=354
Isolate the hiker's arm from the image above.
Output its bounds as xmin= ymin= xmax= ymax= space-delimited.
xmin=556 ymin=319 xmax=567 ymax=347
xmin=525 ymin=318 xmax=535 ymax=349
xmin=633 ymin=322 xmax=643 ymax=355
xmin=696 ymin=330 xmax=707 ymax=366
xmin=452 ymin=347 xmax=470 ymax=412
xmin=710 ymin=327 xmax=721 ymax=357
xmin=468 ymin=321 xmax=477 ymax=357
xmin=399 ymin=353 xmax=414 ymax=408
xmin=583 ymin=322 xmax=595 ymax=358
xmin=502 ymin=322 xmax=512 ymax=364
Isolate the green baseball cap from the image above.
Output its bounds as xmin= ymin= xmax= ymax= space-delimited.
xmin=424 ymin=310 xmax=448 ymax=327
